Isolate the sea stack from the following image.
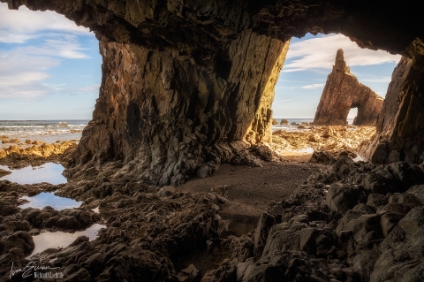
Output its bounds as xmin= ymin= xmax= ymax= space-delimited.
xmin=313 ymin=49 xmax=384 ymax=125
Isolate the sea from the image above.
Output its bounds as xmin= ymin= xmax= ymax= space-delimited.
xmin=0 ymin=118 xmax=355 ymax=148
xmin=272 ymin=118 xmax=355 ymax=131
xmin=0 ymin=120 xmax=89 ymax=148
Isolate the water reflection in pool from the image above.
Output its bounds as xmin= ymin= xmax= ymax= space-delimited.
xmin=28 ymin=223 xmax=106 ymax=258
xmin=0 ymin=163 xmax=67 ymax=185
xmin=19 ymin=192 xmax=81 ymax=210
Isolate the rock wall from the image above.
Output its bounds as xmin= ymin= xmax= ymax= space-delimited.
xmin=74 ymin=32 xmax=289 ymax=185
xmin=313 ymin=49 xmax=384 ymax=126
xmin=362 ymin=39 xmax=424 ymax=163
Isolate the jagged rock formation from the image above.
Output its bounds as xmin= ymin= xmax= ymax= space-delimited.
xmin=2 ymin=0 xmax=424 ymax=178
xmin=362 ymin=39 xmax=424 ymax=163
xmin=313 ymin=49 xmax=384 ymax=126
xmin=201 ymin=158 xmax=424 ymax=282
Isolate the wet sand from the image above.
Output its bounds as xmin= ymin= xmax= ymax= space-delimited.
xmin=180 ymin=162 xmax=323 ymax=223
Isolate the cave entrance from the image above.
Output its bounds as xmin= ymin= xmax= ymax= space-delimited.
xmin=269 ymin=33 xmax=399 ymax=159
xmin=272 ymin=33 xmax=399 ymax=124
xmin=0 ymin=3 xmax=101 ymax=147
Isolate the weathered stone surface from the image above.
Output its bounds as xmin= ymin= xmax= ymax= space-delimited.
xmin=362 ymin=39 xmax=424 ymax=164
xmin=406 ymin=185 xmax=424 ymax=205
xmin=313 ymin=49 xmax=383 ymax=126
xmin=371 ymin=206 xmax=424 ymax=281
xmin=326 ymin=183 xmax=362 ymax=214
xmin=68 ymin=32 xmax=289 ymax=186
xmin=253 ymin=212 xmax=276 ymax=258
xmin=309 ymin=150 xmax=336 ymax=164
xmin=22 ymin=207 xmax=100 ymax=230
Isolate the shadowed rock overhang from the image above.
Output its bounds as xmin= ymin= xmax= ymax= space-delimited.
xmin=2 ymin=0 xmax=424 ymax=183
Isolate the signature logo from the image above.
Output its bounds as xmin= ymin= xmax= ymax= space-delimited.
xmin=10 ymin=261 xmax=62 ymax=279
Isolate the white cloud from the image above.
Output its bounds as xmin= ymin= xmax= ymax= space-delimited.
xmin=21 ymin=35 xmax=90 ymax=59
xmin=0 ymin=48 xmax=60 ymax=99
xmin=0 ymin=74 xmax=51 ymax=100
xmin=0 ymin=3 xmax=90 ymax=43
xmin=0 ymin=33 xmax=91 ymax=99
xmin=0 ymin=72 xmax=49 ymax=88
xmin=0 ymin=3 xmax=96 ymax=101
xmin=301 ymin=83 xmax=324 ymax=89
xmin=283 ymin=34 xmax=401 ymax=72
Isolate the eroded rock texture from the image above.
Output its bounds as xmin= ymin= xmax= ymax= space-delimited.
xmin=363 ymin=39 xmax=424 ymax=164
xmin=72 ymin=33 xmax=288 ymax=186
xmin=2 ymin=0 xmax=424 ymax=176
xmin=202 ymin=158 xmax=424 ymax=282
xmin=314 ymin=49 xmax=383 ymax=126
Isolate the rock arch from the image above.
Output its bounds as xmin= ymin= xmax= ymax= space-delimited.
xmin=313 ymin=49 xmax=384 ymax=126
xmin=2 ymin=0 xmax=424 ymax=182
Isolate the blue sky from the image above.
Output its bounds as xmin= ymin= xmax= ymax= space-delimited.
xmin=0 ymin=4 xmax=401 ymax=120
xmin=0 ymin=3 xmax=101 ymax=120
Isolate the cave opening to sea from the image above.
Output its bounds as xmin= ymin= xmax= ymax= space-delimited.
xmin=272 ymin=33 xmax=399 ymax=125
xmin=269 ymin=33 xmax=400 ymax=160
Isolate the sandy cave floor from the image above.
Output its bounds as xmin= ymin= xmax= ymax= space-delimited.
xmin=179 ymin=161 xmax=322 ymax=225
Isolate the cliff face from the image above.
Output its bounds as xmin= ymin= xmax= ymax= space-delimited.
xmin=313 ymin=49 xmax=383 ymax=126
xmin=362 ymin=39 xmax=424 ymax=163
xmin=2 ymin=0 xmax=424 ymax=179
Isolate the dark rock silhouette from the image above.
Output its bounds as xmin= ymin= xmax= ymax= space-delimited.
xmin=362 ymin=40 xmax=424 ymax=163
xmin=314 ymin=49 xmax=384 ymax=126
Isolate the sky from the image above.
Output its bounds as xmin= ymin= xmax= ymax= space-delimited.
xmin=0 ymin=3 xmax=101 ymax=120
xmin=0 ymin=3 xmax=401 ymax=120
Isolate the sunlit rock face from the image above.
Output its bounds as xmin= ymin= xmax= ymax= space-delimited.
xmin=3 ymin=0 xmax=424 ymax=179
xmin=313 ymin=49 xmax=383 ymax=126
xmin=363 ymin=39 xmax=424 ymax=163
xmin=75 ymin=32 xmax=289 ymax=185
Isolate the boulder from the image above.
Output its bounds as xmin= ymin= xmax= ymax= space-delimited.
xmin=406 ymin=185 xmax=424 ymax=205
xmin=253 ymin=212 xmax=276 ymax=257
xmin=309 ymin=151 xmax=335 ymax=165
xmin=326 ymin=184 xmax=362 ymax=214
xmin=254 ymin=144 xmax=273 ymax=162
xmin=177 ymin=264 xmax=199 ymax=282
xmin=366 ymin=193 xmax=388 ymax=207
xmin=158 ymin=186 xmax=176 ymax=197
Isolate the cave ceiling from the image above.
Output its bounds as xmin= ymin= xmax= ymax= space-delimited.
xmin=2 ymin=0 xmax=423 ymax=58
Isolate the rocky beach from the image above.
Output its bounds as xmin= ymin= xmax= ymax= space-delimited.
xmin=3 ymin=125 xmax=424 ymax=281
